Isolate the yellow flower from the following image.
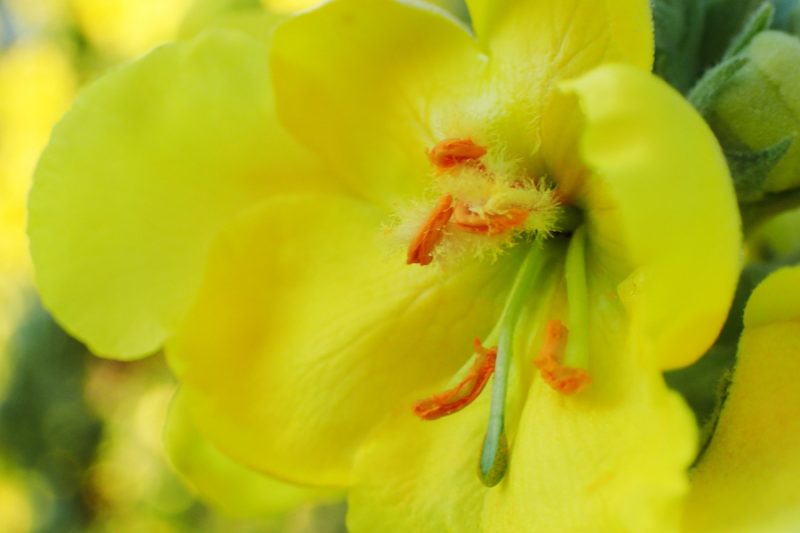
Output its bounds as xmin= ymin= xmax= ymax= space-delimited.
xmin=70 ymin=0 xmax=194 ymax=58
xmin=683 ymin=265 xmax=800 ymax=533
xmin=28 ymin=0 xmax=741 ymax=530
xmin=0 ymin=40 xmax=75 ymax=361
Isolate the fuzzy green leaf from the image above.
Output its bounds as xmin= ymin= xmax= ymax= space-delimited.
xmin=688 ymin=55 xmax=749 ymax=116
xmin=653 ymin=0 xmax=705 ymax=92
xmin=727 ymin=136 xmax=794 ymax=202
xmin=724 ymin=2 xmax=775 ymax=59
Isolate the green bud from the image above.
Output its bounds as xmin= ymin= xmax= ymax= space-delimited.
xmin=705 ymin=31 xmax=800 ymax=194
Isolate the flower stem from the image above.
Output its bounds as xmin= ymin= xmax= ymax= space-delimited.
xmin=479 ymin=243 xmax=547 ymax=486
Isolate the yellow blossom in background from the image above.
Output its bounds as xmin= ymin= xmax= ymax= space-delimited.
xmin=0 ymin=40 xmax=75 ymax=370
xmin=0 ymin=474 xmax=33 ymax=533
xmin=262 ymin=0 xmax=325 ymax=13
xmin=683 ymin=265 xmax=800 ymax=533
xmin=263 ymin=0 xmax=465 ymax=15
xmin=70 ymin=0 xmax=194 ymax=58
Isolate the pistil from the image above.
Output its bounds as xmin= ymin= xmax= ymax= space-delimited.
xmin=479 ymin=244 xmax=548 ymax=487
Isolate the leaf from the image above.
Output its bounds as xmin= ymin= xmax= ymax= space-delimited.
xmin=723 ymin=2 xmax=775 ymax=60
xmin=726 ymin=136 xmax=794 ymax=202
xmin=652 ymin=0 xmax=705 ymax=92
xmin=688 ymin=55 xmax=749 ymax=116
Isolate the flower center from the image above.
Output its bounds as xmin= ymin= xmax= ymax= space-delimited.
xmin=403 ymin=138 xmax=561 ymax=266
xmin=404 ymin=140 xmax=593 ymax=488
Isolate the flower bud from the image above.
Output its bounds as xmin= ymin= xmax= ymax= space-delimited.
xmin=706 ymin=30 xmax=800 ymax=194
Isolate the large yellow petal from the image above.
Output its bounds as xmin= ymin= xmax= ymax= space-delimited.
xmin=566 ymin=65 xmax=741 ymax=369
xmin=164 ymin=390 xmax=341 ymax=518
xmin=167 ymin=193 xmax=525 ymax=487
xmin=348 ymin=376 xmax=493 ymax=533
xmin=348 ymin=269 xmax=697 ymax=533
xmin=347 ymin=255 xmax=562 ymax=533
xmin=485 ymin=286 xmax=696 ymax=533
xmin=458 ymin=0 xmax=654 ymax=205
xmin=270 ymin=0 xmax=487 ymax=208
xmin=683 ymin=266 xmax=800 ymax=533
xmin=465 ymin=0 xmax=653 ymax=71
xmin=29 ymin=30 xmax=332 ymax=359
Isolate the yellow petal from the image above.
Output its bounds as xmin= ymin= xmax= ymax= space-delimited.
xmin=462 ymin=0 xmax=654 ymax=205
xmin=565 ymin=64 xmax=741 ymax=369
xmin=349 ymin=277 xmax=697 ymax=533
xmin=179 ymin=1 xmax=281 ymax=42
xmin=465 ymin=0 xmax=653 ymax=71
xmin=348 ymin=379 xmax=493 ymax=533
xmin=683 ymin=266 xmax=800 ymax=533
xmin=167 ymin=193 xmax=525 ymax=487
xmin=29 ymin=31 xmax=332 ymax=359
xmin=743 ymin=265 xmax=800 ymax=328
xmin=164 ymin=389 xmax=341 ymax=518
xmin=485 ymin=300 xmax=696 ymax=533
xmin=347 ymin=268 xmax=560 ymax=533
xmin=270 ymin=0 xmax=487 ymax=208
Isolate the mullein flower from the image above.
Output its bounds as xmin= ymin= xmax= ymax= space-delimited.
xmin=28 ymin=0 xmax=742 ymax=530
xmin=683 ymin=265 xmax=800 ymax=533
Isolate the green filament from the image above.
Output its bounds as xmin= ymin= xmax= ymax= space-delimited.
xmin=563 ymin=225 xmax=590 ymax=369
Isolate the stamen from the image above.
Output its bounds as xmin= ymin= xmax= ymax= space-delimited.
xmin=533 ymin=320 xmax=591 ymax=395
xmin=412 ymin=339 xmax=497 ymax=421
xmin=453 ymin=200 xmax=530 ymax=235
xmin=406 ymin=194 xmax=454 ymax=266
xmin=426 ymin=138 xmax=487 ymax=172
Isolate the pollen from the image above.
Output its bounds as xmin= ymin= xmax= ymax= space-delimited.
xmin=426 ymin=138 xmax=487 ymax=172
xmin=390 ymin=137 xmax=562 ymax=267
xmin=406 ymin=194 xmax=454 ymax=266
xmin=533 ymin=319 xmax=591 ymax=395
xmin=453 ymin=200 xmax=530 ymax=235
xmin=413 ymin=338 xmax=497 ymax=421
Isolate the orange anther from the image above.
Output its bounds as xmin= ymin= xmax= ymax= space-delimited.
xmin=533 ymin=319 xmax=591 ymax=395
xmin=413 ymin=339 xmax=497 ymax=421
xmin=453 ymin=200 xmax=530 ymax=236
xmin=407 ymin=194 xmax=454 ymax=266
xmin=427 ymin=138 xmax=487 ymax=172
